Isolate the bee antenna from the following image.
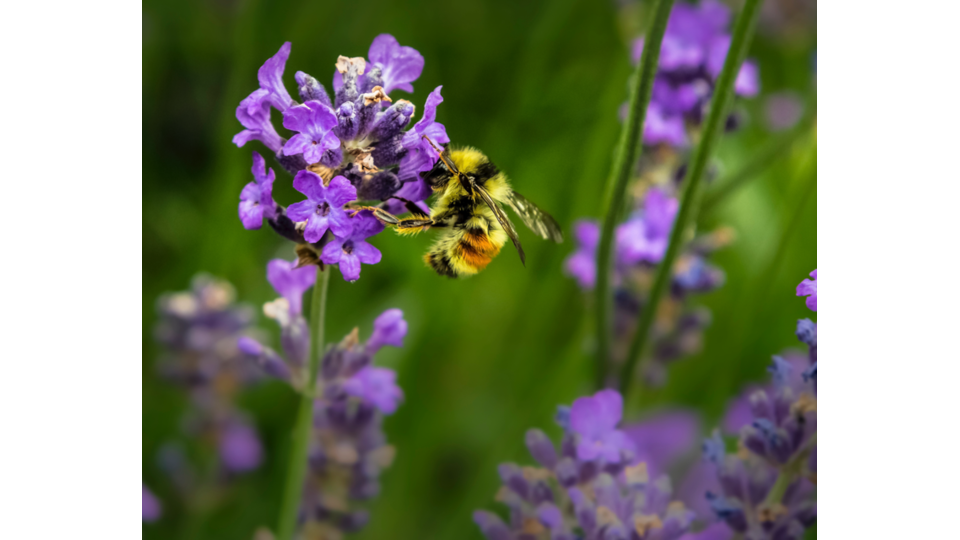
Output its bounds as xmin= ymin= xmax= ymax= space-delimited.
xmin=421 ymin=134 xmax=444 ymax=154
xmin=422 ymin=135 xmax=460 ymax=175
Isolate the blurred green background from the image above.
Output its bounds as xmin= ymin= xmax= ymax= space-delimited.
xmin=143 ymin=0 xmax=816 ymax=538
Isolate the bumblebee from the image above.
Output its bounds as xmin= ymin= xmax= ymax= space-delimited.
xmin=358 ymin=137 xmax=563 ymax=277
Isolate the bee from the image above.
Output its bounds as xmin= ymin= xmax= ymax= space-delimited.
xmin=357 ymin=136 xmax=563 ymax=277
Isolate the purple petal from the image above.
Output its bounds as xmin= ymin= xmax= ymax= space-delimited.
xmin=282 ymin=133 xmax=312 ymax=157
xmin=303 ymin=213 xmax=331 ymax=243
xmin=367 ymin=309 xmax=407 ymax=352
xmin=326 ymin=207 xmax=354 ymax=239
xmin=285 ymin=199 xmax=315 ymax=222
xmin=592 ymin=389 xmax=624 ymax=430
xmin=282 ymin=102 xmax=313 ymax=133
xmin=219 ymin=421 xmax=263 ymax=472
xmin=337 ymin=252 xmax=362 ymax=281
xmin=735 ymin=61 xmax=759 ymax=97
xmin=320 ymin=239 xmax=344 ymax=264
xmin=238 ymin=197 xmax=263 ymax=230
xmin=796 ymin=269 xmax=817 ymax=311
xmin=342 ymin=366 xmax=404 ymax=414
xmin=257 ymin=42 xmax=295 ymax=111
xmin=368 ymin=34 xmax=424 ymax=95
xmin=326 ymin=176 xmax=359 ymax=207
xmin=573 ymin=220 xmax=600 ymax=251
xmin=292 ymin=170 xmax=325 ymax=201
xmin=623 ymin=410 xmax=701 ymax=476
xmin=266 ymin=258 xmax=316 ymax=315
xmin=419 ymin=86 xmax=445 ymax=128
xmin=142 ymin=484 xmax=161 ymax=522
xmin=353 ymin=241 xmax=382 ymax=265
xmin=564 ymin=251 xmax=596 ymax=290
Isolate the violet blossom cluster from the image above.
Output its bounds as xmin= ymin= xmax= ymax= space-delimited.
xmin=473 ymin=389 xmax=700 ymax=540
xmin=232 ymin=35 xmax=449 ymax=282
xmin=153 ymin=275 xmax=265 ymax=494
xmin=693 ymin=279 xmax=818 ymax=540
xmin=565 ymin=187 xmax=731 ymax=386
xmin=631 ymin=0 xmax=759 ymax=147
xmin=237 ymin=259 xmax=407 ymax=537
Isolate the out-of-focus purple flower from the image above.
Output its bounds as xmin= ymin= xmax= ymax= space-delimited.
xmin=219 ymin=420 xmax=263 ymax=472
xmin=644 ymin=102 xmax=688 ymax=146
xmin=366 ymin=309 xmax=408 ymax=353
xmin=765 ymin=92 xmax=805 ymax=132
xmin=623 ymin=410 xmax=700 ymax=478
xmin=282 ymin=100 xmax=341 ymax=165
xmin=342 ymin=366 xmax=404 ymax=415
xmin=398 ymin=86 xmax=449 ymax=186
xmin=239 ymin=152 xmax=278 ymax=230
xmin=233 ymin=92 xmax=283 ymax=152
xmin=617 ymin=188 xmax=678 ymax=266
xmin=706 ymin=37 xmax=760 ymax=97
xmin=266 ymin=258 xmax=316 ymax=315
xmin=796 ymin=269 xmax=817 ymax=311
xmin=286 ymin=172 xmax=356 ymax=243
xmin=321 ymin=210 xmax=384 ymax=282
xmin=142 ymin=484 xmax=161 ymax=522
xmin=569 ymin=389 xmax=635 ymax=463
xmin=563 ymin=220 xmax=600 ymax=289
xmin=368 ymin=34 xmax=424 ymax=94
xmin=256 ymin=42 xmax=297 ymax=112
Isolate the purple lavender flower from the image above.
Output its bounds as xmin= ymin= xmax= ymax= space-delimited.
xmin=219 ymin=419 xmax=264 ymax=472
xmin=282 ymin=100 xmax=341 ymax=166
xmin=286 ymin=172 xmax=356 ymax=243
xmin=254 ymin=41 xmax=297 ymax=112
xmin=569 ymin=389 xmax=636 ymax=463
xmin=342 ymin=366 xmax=404 ymax=414
xmin=232 ymin=92 xmax=283 ymax=153
xmin=764 ymin=92 xmax=804 ymax=132
xmin=624 ymin=410 xmax=701 ymax=478
xmin=366 ymin=308 xmax=408 ymax=353
xmin=142 ymin=484 xmax=161 ymax=522
xmin=564 ymin=220 xmax=600 ymax=289
xmin=239 ymin=151 xmax=278 ymax=230
xmin=617 ymin=188 xmax=679 ymax=266
xmin=266 ymin=258 xmax=316 ymax=315
xmin=796 ymin=269 xmax=817 ymax=311
xmin=398 ymin=86 xmax=449 ymax=187
xmin=333 ymin=34 xmax=424 ymax=96
xmin=631 ymin=0 xmax=760 ymax=146
xmin=320 ymin=210 xmax=384 ymax=282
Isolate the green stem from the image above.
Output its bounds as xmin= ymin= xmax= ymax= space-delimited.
xmin=764 ymin=433 xmax=817 ymax=505
xmin=701 ymin=101 xmax=817 ymax=215
xmin=276 ymin=266 xmax=330 ymax=540
xmin=595 ymin=0 xmax=676 ymax=389
xmin=618 ymin=0 xmax=765 ymax=399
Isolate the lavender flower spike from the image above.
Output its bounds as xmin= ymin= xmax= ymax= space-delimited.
xmin=569 ymin=389 xmax=635 ymax=463
xmin=366 ymin=309 xmax=408 ymax=353
xmin=398 ymin=86 xmax=450 ymax=187
xmin=282 ymin=100 xmax=341 ymax=166
xmin=142 ymin=484 xmax=161 ymax=522
xmin=286 ymin=172 xmax=356 ymax=243
xmin=239 ymin=152 xmax=278 ymax=230
xmin=342 ymin=366 xmax=404 ymax=414
xmin=266 ymin=258 xmax=316 ymax=315
xmin=368 ymin=34 xmax=425 ymax=94
xmin=796 ymin=269 xmax=817 ymax=311
xmin=321 ymin=210 xmax=384 ymax=282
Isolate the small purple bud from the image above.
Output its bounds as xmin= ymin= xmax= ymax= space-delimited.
xmin=334 ymin=101 xmax=360 ymax=141
xmin=373 ymin=100 xmax=415 ymax=140
xmin=295 ymin=71 xmax=332 ymax=107
xmin=497 ymin=462 xmax=530 ymax=500
xmin=706 ymin=492 xmax=747 ymax=532
xmin=359 ymin=65 xmax=384 ymax=94
xmin=748 ymin=390 xmax=773 ymax=421
xmin=370 ymin=134 xmax=406 ymax=167
xmin=703 ymin=429 xmax=725 ymax=465
xmin=280 ymin=316 xmax=310 ymax=366
xmin=530 ymin=481 xmax=554 ymax=505
xmin=473 ymin=511 xmax=511 ymax=540
xmin=237 ymin=336 xmax=262 ymax=355
xmin=555 ymin=457 xmax=578 ymax=488
xmin=275 ymin=148 xmax=308 ymax=176
xmin=238 ymin=337 xmax=291 ymax=381
xmin=768 ymin=356 xmax=793 ymax=388
xmin=366 ymin=309 xmax=408 ymax=353
xmin=536 ymin=502 xmax=563 ymax=531
xmin=568 ymin=488 xmax=596 ymax=534
xmin=555 ymin=405 xmax=571 ymax=431
xmin=525 ymin=429 xmax=557 ymax=468
xmin=357 ymin=170 xmax=401 ymax=201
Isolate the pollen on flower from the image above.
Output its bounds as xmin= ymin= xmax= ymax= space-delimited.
xmin=634 ymin=514 xmax=663 ymax=535
xmin=362 ymin=85 xmax=392 ymax=106
xmin=336 ymin=55 xmax=366 ymax=75
xmin=596 ymin=506 xmax=620 ymax=527
xmin=624 ymin=462 xmax=649 ymax=485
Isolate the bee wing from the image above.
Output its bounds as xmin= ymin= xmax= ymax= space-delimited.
xmin=503 ymin=190 xmax=564 ymax=243
xmin=474 ymin=184 xmax=525 ymax=266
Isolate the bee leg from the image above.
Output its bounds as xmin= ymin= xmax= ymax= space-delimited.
xmin=389 ymin=196 xmax=429 ymax=218
xmin=351 ymin=206 xmax=401 ymax=226
xmin=395 ymin=217 xmax=436 ymax=233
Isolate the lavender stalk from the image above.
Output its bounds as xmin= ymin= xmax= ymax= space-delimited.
xmin=619 ymin=0 xmax=765 ymax=399
xmin=276 ymin=266 xmax=330 ymax=540
xmin=596 ymin=0 xmax=676 ymax=388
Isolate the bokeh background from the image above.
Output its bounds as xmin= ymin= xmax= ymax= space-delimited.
xmin=143 ymin=0 xmax=816 ymax=538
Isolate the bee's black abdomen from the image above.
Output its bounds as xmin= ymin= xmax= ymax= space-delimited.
xmin=425 ymin=251 xmax=458 ymax=278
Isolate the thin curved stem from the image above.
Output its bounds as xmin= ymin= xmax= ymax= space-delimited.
xmin=276 ymin=266 xmax=330 ymax=540
xmin=595 ymin=0 xmax=676 ymax=389
xmin=619 ymin=0 xmax=765 ymax=399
